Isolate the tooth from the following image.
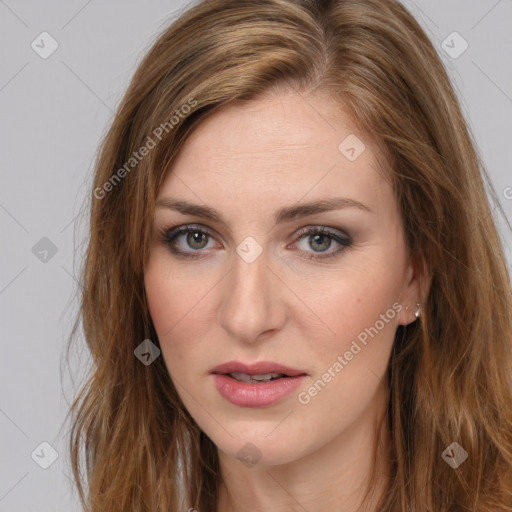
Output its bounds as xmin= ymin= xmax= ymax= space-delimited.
xmin=251 ymin=373 xmax=282 ymax=381
xmin=230 ymin=372 xmax=253 ymax=383
xmin=229 ymin=372 xmax=284 ymax=383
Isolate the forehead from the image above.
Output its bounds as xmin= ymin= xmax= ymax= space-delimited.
xmin=159 ymin=90 xmax=392 ymax=216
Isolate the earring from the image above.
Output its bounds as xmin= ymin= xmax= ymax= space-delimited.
xmin=405 ymin=303 xmax=422 ymax=321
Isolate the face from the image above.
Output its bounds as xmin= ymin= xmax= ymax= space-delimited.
xmin=144 ymin=89 xmax=422 ymax=467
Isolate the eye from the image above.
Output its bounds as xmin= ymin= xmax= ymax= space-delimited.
xmin=291 ymin=226 xmax=352 ymax=260
xmin=159 ymin=224 xmax=218 ymax=259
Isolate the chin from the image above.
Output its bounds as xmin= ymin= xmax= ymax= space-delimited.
xmin=209 ymin=428 xmax=309 ymax=468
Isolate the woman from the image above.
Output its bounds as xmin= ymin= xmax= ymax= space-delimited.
xmin=67 ymin=0 xmax=512 ymax=510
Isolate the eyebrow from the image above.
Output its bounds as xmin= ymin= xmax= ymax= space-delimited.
xmin=155 ymin=197 xmax=371 ymax=228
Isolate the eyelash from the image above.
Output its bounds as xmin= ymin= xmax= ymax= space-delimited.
xmin=158 ymin=224 xmax=352 ymax=261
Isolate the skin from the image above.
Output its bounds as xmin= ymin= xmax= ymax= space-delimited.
xmin=144 ymin=88 xmax=426 ymax=512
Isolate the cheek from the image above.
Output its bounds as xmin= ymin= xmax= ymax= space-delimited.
xmin=293 ymin=265 xmax=401 ymax=419
xmin=293 ymin=277 xmax=399 ymax=429
xmin=302 ymin=263 xmax=401 ymax=347
xmin=144 ymin=258 xmax=213 ymax=371
xmin=302 ymin=297 xmax=398 ymax=392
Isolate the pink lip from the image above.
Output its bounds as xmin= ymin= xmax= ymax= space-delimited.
xmin=211 ymin=360 xmax=307 ymax=408
xmin=211 ymin=360 xmax=305 ymax=376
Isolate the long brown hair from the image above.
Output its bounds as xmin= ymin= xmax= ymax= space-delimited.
xmin=66 ymin=0 xmax=512 ymax=510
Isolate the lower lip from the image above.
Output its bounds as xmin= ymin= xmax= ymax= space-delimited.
xmin=212 ymin=374 xmax=306 ymax=407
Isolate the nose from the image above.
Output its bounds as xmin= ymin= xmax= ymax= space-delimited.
xmin=217 ymin=249 xmax=287 ymax=343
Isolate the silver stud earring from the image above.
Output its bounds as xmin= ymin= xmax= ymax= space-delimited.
xmin=405 ymin=303 xmax=422 ymax=321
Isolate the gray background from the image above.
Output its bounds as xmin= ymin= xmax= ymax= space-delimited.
xmin=0 ymin=0 xmax=511 ymax=510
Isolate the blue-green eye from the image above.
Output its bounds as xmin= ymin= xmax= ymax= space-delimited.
xmin=292 ymin=226 xmax=351 ymax=260
xmin=159 ymin=224 xmax=351 ymax=261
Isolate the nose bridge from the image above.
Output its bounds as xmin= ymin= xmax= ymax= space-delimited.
xmin=218 ymin=248 xmax=284 ymax=341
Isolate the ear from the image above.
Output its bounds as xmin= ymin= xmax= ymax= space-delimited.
xmin=396 ymin=254 xmax=430 ymax=326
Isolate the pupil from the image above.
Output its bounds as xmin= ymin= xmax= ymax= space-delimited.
xmin=188 ymin=231 xmax=207 ymax=249
xmin=311 ymin=234 xmax=331 ymax=252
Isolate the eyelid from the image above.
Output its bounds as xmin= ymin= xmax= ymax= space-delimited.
xmin=292 ymin=225 xmax=350 ymax=242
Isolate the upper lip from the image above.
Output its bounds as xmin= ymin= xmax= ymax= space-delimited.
xmin=211 ymin=360 xmax=306 ymax=377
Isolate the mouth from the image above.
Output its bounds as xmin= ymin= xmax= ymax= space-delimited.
xmin=210 ymin=361 xmax=308 ymax=407
xmin=211 ymin=360 xmax=307 ymax=380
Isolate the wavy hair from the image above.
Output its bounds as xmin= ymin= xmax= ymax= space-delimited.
xmin=66 ymin=0 xmax=512 ymax=510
